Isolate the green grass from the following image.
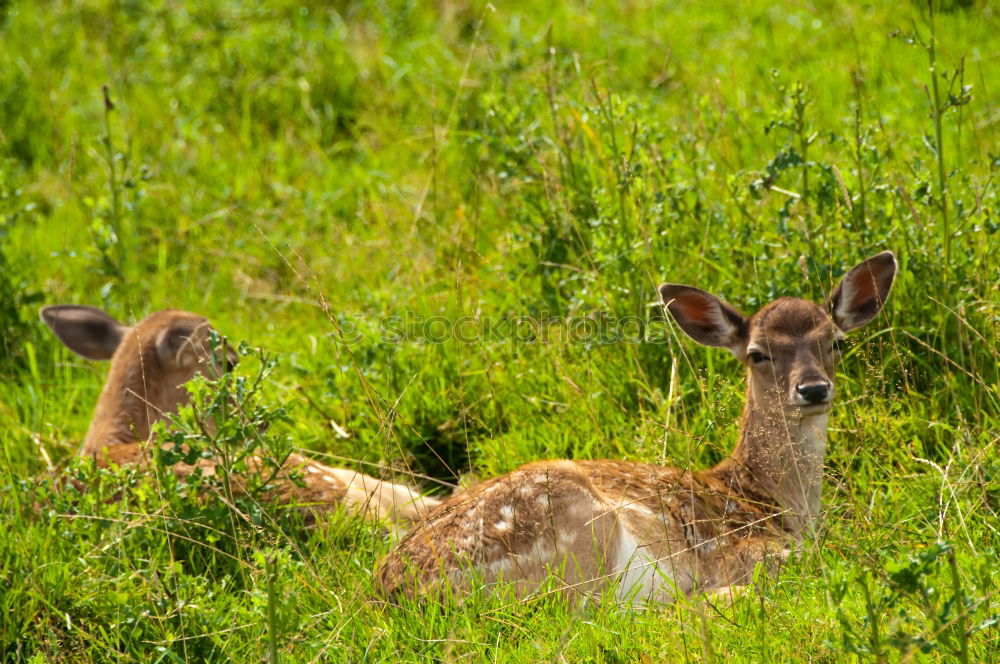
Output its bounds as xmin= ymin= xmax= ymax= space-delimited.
xmin=2 ymin=0 xmax=998 ymax=661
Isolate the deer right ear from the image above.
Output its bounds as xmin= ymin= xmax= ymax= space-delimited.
xmin=40 ymin=305 xmax=129 ymax=360
xmin=154 ymin=325 xmax=201 ymax=369
xmin=659 ymin=284 xmax=747 ymax=351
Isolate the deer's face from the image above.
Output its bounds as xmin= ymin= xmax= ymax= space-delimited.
xmin=659 ymin=251 xmax=897 ymax=417
xmin=743 ymin=298 xmax=843 ymax=413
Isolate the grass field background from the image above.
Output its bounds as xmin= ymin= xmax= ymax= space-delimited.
xmin=1 ymin=0 xmax=998 ymax=661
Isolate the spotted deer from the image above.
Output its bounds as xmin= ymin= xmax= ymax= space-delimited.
xmin=41 ymin=305 xmax=440 ymax=526
xmin=377 ymin=252 xmax=897 ymax=602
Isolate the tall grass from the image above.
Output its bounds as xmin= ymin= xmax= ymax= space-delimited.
xmin=1 ymin=0 xmax=997 ymax=661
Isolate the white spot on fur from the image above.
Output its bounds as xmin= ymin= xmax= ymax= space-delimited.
xmin=494 ymin=520 xmax=510 ymax=533
xmin=499 ymin=505 xmax=514 ymax=520
xmin=526 ymin=541 xmax=554 ymax=564
xmin=557 ymin=530 xmax=576 ymax=548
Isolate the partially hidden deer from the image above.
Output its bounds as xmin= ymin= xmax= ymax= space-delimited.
xmin=41 ymin=305 xmax=441 ymax=527
xmin=377 ymin=252 xmax=897 ymax=601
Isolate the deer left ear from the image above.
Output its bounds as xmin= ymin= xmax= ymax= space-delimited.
xmin=827 ymin=251 xmax=897 ymax=332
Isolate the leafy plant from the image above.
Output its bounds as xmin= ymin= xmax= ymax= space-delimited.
xmin=828 ymin=543 xmax=997 ymax=663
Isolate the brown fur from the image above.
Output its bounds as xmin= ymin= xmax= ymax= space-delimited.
xmin=43 ymin=306 xmax=440 ymax=527
xmin=377 ymin=253 xmax=897 ymax=602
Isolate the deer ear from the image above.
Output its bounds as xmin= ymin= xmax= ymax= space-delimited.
xmin=659 ymin=284 xmax=747 ymax=350
xmin=155 ymin=325 xmax=204 ymax=370
xmin=40 ymin=305 xmax=128 ymax=360
xmin=827 ymin=251 xmax=897 ymax=332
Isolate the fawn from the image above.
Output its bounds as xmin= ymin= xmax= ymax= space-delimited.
xmin=41 ymin=305 xmax=440 ymax=526
xmin=377 ymin=252 xmax=897 ymax=602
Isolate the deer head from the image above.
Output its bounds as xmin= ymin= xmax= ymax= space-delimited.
xmin=659 ymin=252 xmax=897 ymax=527
xmin=659 ymin=251 xmax=897 ymax=416
xmin=41 ymin=306 xmax=237 ymax=456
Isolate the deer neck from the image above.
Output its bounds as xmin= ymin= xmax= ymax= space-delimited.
xmin=79 ymin=347 xmax=174 ymax=457
xmin=725 ymin=381 xmax=830 ymax=535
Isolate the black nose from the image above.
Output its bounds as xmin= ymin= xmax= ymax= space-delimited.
xmin=796 ymin=382 xmax=830 ymax=404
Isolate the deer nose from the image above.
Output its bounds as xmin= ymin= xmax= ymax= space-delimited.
xmin=796 ymin=382 xmax=831 ymax=404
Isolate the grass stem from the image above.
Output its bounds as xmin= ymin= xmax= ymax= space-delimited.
xmin=927 ymin=0 xmax=950 ymax=265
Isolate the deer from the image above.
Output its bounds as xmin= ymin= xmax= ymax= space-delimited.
xmin=377 ymin=252 xmax=897 ymax=602
xmin=40 ymin=305 xmax=441 ymax=527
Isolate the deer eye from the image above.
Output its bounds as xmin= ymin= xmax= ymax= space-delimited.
xmin=747 ymin=350 xmax=770 ymax=365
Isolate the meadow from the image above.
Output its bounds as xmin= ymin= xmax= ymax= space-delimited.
xmin=1 ymin=0 xmax=998 ymax=661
